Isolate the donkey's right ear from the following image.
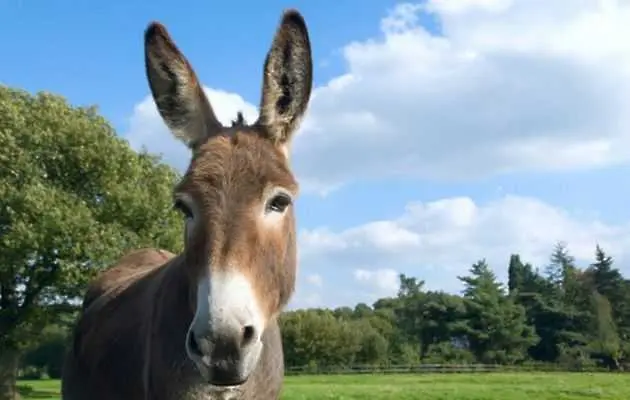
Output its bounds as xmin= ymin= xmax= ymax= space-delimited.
xmin=144 ymin=22 xmax=222 ymax=148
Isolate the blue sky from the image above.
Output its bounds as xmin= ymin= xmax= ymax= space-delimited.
xmin=1 ymin=0 xmax=401 ymax=126
xmin=3 ymin=0 xmax=630 ymax=308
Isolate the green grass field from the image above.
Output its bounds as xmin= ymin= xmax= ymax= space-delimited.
xmin=18 ymin=372 xmax=630 ymax=399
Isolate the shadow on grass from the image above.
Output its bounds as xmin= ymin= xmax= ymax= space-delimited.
xmin=17 ymin=384 xmax=60 ymax=399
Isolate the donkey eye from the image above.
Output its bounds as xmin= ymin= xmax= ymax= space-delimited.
xmin=266 ymin=193 xmax=292 ymax=213
xmin=173 ymin=199 xmax=193 ymax=219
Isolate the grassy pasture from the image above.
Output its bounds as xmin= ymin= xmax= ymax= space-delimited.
xmin=19 ymin=372 xmax=629 ymax=399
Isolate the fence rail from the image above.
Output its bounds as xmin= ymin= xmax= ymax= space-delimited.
xmin=284 ymin=363 xmax=626 ymax=375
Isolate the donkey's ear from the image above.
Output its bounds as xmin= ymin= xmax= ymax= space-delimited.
xmin=144 ymin=22 xmax=222 ymax=148
xmin=256 ymin=10 xmax=313 ymax=151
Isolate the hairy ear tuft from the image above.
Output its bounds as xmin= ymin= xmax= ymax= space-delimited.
xmin=256 ymin=9 xmax=313 ymax=151
xmin=144 ymin=21 xmax=222 ymax=148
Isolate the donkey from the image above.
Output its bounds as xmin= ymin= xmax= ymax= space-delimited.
xmin=61 ymin=9 xmax=312 ymax=400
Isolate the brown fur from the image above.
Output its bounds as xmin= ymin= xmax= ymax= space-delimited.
xmin=61 ymin=9 xmax=312 ymax=400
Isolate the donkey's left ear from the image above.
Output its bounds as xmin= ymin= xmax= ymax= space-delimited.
xmin=256 ymin=9 xmax=313 ymax=151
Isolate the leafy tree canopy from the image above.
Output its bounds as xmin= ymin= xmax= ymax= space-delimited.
xmin=0 ymin=86 xmax=184 ymax=352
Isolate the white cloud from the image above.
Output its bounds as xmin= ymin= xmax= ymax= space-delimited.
xmin=290 ymin=0 xmax=630 ymax=192
xmin=306 ymin=274 xmax=323 ymax=287
xmin=354 ymin=268 xmax=400 ymax=298
xmin=289 ymin=274 xmax=325 ymax=309
xmin=427 ymin=0 xmax=512 ymax=15
xmin=124 ymin=1 xmax=630 ymax=194
xmin=297 ymin=194 xmax=630 ymax=304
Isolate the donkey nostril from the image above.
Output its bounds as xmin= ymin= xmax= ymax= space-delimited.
xmin=242 ymin=325 xmax=256 ymax=346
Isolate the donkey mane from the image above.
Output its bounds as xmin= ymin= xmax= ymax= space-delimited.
xmin=230 ymin=111 xmax=247 ymax=128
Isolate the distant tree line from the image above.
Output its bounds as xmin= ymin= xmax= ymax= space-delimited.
xmin=279 ymin=243 xmax=630 ymax=371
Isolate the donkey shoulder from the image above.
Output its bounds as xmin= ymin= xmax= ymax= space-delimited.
xmin=81 ymin=248 xmax=176 ymax=312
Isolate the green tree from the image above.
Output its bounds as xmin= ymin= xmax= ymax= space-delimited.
xmin=20 ymin=317 xmax=73 ymax=379
xmin=587 ymin=291 xmax=622 ymax=369
xmin=391 ymin=273 xmax=425 ymax=354
xmin=280 ymin=310 xmax=362 ymax=369
xmin=0 ymin=86 xmax=184 ymax=399
xmin=507 ymin=254 xmax=526 ymax=295
xmin=546 ymin=241 xmax=577 ymax=298
xmin=508 ymin=257 xmax=565 ymax=362
xmin=459 ymin=260 xmax=538 ymax=364
xmin=588 ymin=246 xmax=630 ymax=336
xmin=397 ymin=273 xmax=424 ymax=298
xmin=352 ymin=318 xmax=389 ymax=366
xmin=534 ymin=245 xmax=591 ymax=364
xmin=418 ymin=291 xmax=468 ymax=359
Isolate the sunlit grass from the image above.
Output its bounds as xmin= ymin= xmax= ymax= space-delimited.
xmin=20 ymin=372 xmax=630 ymax=400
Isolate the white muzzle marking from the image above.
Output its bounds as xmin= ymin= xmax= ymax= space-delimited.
xmin=186 ymin=269 xmax=265 ymax=385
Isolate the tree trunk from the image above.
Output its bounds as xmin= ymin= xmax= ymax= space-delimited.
xmin=0 ymin=346 xmax=21 ymax=400
xmin=612 ymin=356 xmax=621 ymax=371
